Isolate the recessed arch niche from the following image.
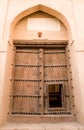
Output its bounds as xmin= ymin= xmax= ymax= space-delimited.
xmin=12 ymin=11 xmax=67 ymax=40
xmin=7 ymin=5 xmax=76 ymax=123
xmin=10 ymin=4 xmax=73 ymax=42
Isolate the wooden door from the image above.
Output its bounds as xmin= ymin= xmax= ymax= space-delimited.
xmin=10 ymin=46 xmax=70 ymax=115
xmin=11 ymin=48 xmax=40 ymax=114
xmin=43 ymin=48 xmax=70 ymax=113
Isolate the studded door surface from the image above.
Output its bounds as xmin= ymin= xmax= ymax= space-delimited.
xmin=11 ymin=48 xmax=40 ymax=114
xmin=10 ymin=46 xmax=70 ymax=115
xmin=43 ymin=48 xmax=69 ymax=113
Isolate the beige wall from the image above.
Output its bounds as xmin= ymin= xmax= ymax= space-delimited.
xmin=0 ymin=0 xmax=84 ymax=126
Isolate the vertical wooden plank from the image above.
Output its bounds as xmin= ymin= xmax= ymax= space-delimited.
xmin=39 ymin=48 xmax=44 ymax=114
xmin=10 ymin=46 xmax=16 ymax=113
xmin=65 ymin=47 xmax=71 ymax=112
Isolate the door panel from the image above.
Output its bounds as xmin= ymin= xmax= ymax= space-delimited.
xmin=43 ymin=48 xmax=69 ymax=113
xmin=44 ymin=49 xmax=67 ymax=80
xmin=44 ymin=67 xmax=67 ymax=80
xmin=12 ymin=48 xmax=39 ymax=114
xmin=15 ymin=49 xmax=39 ymax=65
xmin=14 ymin=67 xmax=39 ymax=79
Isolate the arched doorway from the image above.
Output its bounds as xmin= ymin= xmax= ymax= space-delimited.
xmin=8 ymin=6 xmax=76 ymax=123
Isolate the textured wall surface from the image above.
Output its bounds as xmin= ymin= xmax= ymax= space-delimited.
xmin=0 ymin=0 xmax=84 ymax=126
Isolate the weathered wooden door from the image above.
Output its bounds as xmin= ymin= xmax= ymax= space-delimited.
xmin=43 ymin=48 xmax=69 ymax=113
xmin=11 ymin=48 xmax=40 ymax=114
xmin=10 ymin=45 xmax=70 ymax=115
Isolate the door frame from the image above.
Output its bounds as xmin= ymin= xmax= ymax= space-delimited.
xmin=7 ymin=40 xmax=77 ymax=122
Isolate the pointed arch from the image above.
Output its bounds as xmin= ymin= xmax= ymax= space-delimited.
xmin=10 ymin=4 xmax=72 ymax=41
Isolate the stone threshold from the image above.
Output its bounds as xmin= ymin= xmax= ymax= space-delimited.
xmin=0 ymin=122 xmax=84 ymax=130
xmin=7 ymin=114 xmax=76 ymax=123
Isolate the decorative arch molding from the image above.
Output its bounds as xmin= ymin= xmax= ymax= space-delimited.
xmin=6 ymin=4 xmax=77 ymax=123
xmin=10 ymin=4 xmax=72 ymax=41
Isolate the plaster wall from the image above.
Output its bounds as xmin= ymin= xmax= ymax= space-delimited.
xmin=13 ymin=11 xmax=67 ymax=40
xmin=0 ymin=0 xmax=84 ymax=126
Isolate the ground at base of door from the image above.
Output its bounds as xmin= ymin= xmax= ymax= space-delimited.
xmin=0 ymin=122 xmax=84 ymax=130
